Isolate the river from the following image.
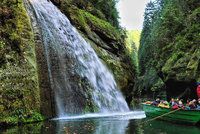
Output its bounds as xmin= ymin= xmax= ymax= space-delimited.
xmin=2 ymin=113 xmax=200 ymax=134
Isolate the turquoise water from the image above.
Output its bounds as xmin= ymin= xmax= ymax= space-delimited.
xmin=2 ymin=117 xmax=200 ymax=134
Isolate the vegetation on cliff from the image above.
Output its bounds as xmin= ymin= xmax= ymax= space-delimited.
xmin=51 ymin=0 xmax=120 ymax=28
xmin=51 ymin=0 xmax=136 ymax=102
xmin=1 ymin=0 xmax=136 ymax=125
xmin=125 ymin=30 xmax=140 ymax=76
xmin=0 ymin=0 xmax=43 ymax=125
xmin=137 ymin=0 xmax=200 ymax=99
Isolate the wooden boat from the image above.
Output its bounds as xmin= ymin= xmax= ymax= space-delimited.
xmin=142 ymin=103 xmax=200 ymax=125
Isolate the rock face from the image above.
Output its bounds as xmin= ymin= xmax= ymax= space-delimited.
xmin=137 ymin=0 xmax=200 ymax=100
xmin=50 ymin=0 xmax=135 ymax=102
xmin=0 ymin=0 xmax=43 ymax=125
xmin=0 ymin=0 xmax=135 ymax=124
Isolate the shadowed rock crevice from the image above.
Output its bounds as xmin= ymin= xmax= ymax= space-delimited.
xmin=165 ymin=79 xmax=197 ymax=101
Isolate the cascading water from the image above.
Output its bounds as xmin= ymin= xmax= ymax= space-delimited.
xmin=25 ymin=0 xmax=129 ymax=117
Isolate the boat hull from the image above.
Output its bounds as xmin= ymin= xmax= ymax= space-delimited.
xmin=142 ymin=104 xmax=200 ymax=125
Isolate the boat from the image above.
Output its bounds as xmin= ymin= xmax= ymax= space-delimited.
xmin=142 ymin=103 xmax=200 ymax=125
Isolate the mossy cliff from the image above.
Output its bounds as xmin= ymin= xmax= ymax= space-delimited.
xmin=0 ymin=0 xmax=43 ymax=125
xmin=50 ymin=0 xmax=135 ymax=102
xmin=137 ymin=0 xmax=200 ymax=100
xmin=1 ymin=0 xmax=135 ymax=125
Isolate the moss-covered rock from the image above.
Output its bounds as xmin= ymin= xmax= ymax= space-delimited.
xmin=0 ymin=0 xmax=136 ymax=125
xmin=0 ymin=0 xmax=43 ymax=125
xmin=50 ymin=0 xmax=135 ymax=102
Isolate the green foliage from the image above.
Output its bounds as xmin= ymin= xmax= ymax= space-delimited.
xmin=52 ymin=0 xmax=120 ymax=28
xmin=1 ymin=111 xmax=44 ymax=125
xmin=59 ymin=5 xmax=123 ymax=43
xmin=84 ymin=103 xmax=99 ymax=113
xmin=138 ymin=0 xmax=200 ymax=95
xmin=125 ymin=31 xmax=140 ymax=76
xmin=0 ymin=40 xmax=6 ymax=66
xmin=89 ymin=0 xmax=120 ymax=28
xmin=66 ymin=6 xmax=125 ymax=50
xmin=138 ymin=0 xmax=162 ymax=75
xmin=78 ymin=9 xmax=121 ymax=40
xmin=126 ymin=30 xmax=141 ymax=49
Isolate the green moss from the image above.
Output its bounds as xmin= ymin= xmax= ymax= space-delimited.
xmin=0 ymin=0 xmax=41 ymax=125
xmin=162 ymin=52 xmax=184 ymax=73
xmin=68 ymin=7 xmax=121 ymax=41
xmin=79 ymin=9 xmax=120 ymax=39
xmin=150 ymin=79 xmax=164 ymax=92
xmin=1 ymin=111 xmax=44 ymax=126
xmin=83 ymin=103 xmax=99 ymax=113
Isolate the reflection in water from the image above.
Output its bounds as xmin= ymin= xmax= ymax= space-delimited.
xmin=54 ymin=119 xmax=129 ymax=134
xmin=94 ymin=120 xmax=128 ymax=134
xmin=2 ymin=118 xmax=200 ymax=134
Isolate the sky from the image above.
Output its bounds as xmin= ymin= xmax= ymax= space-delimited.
xmin=117 ymin=0 xmax=151 ymax=30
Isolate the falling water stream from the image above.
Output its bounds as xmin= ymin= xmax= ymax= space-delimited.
xmin=24 ymin=0 xmax=132 ymax=117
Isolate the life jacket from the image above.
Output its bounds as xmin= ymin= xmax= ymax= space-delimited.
xmin=197 ymin=85 xmax=200 ymax=98
xmin=172 ymin=104 xmax=179 ymax=110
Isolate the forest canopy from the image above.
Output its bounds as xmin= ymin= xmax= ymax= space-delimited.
xmin=137 ymin=0 xmax=200 ymax=97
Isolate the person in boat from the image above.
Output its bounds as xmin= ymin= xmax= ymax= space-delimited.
xmin=196 ymin=98 xmax=200 ymax=110
xmin=188 ymin=99 xmax=197 ymax=109
xmin=185 ymin=99 xmax=191 ymax=110
xmin=170 ymin=98 xmax=179 ymax=109
xmin=169 ymin=98 xmax=176 ymax=106
xmin=152 ymin=98 xmax=161 ymax=106
xmin=158 ymin=100 xmax=170 ymax=108
xmin=178 ymin=99 xmax=184 ymax=108
xmin=170 ymin=98 xmax=178 ymax=106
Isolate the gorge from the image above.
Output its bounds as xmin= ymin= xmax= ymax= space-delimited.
xmin=1 ymin=0 xmax=200 ymax=131
xmin=1 ymin=0 xmax=136 ymax=125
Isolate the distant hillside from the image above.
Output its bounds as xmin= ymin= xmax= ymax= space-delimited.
xmin=125 ymin=30 xmax=141 ymax=77
xmin=126 ymin=30 xmax=141 ymax=49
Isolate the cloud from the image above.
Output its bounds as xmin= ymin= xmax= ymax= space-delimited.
xmin=117 ymin=0 xmax=151 ymax=30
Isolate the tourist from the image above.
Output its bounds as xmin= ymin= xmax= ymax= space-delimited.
xmin=188 ymin=99 xmax=197 ymax=109
xmin=158 ymin=100 xmax=170 ymax=108
xmin=170 ymin=98 xmax=178 ymax=106
xmin=185 ymin=99 xmax=191 ymax=110
xmin=152 ymin=98 xmax=161 ymax=106
xmin=170 ymin=98 xmax=179 ymax=109
xmin=170 ymin=98 xmax=174 ymax=106
xmin=196 ymin=98 xmax=200 ymax=110
xmin=178 ymin=99 xmax=184 ymax=108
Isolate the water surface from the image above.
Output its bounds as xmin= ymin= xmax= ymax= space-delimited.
xmin=2 ymin=111 xmax=200 ymax=134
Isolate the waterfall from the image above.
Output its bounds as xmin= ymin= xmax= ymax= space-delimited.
xmin=25 ymin=0 xmax=129 ymax=117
